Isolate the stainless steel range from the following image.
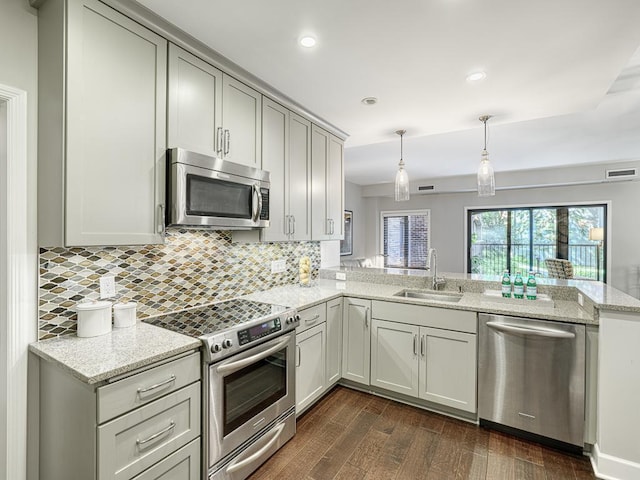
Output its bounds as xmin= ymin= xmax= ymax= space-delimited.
xmin=145 ymin=298 xmax=300 ymax=480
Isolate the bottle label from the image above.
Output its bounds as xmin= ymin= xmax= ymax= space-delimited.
xmin=514 ymin=284 xmax=524 ymax=298
xmin=527 ymin=286 xmax=537 ymax=300
xmin=501 ymin=284 xmax=511 ymax=297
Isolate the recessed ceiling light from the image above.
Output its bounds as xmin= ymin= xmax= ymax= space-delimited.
xmin=361 ymin=97 xmax=378 ymax=106
xmin=300 ymin=36 xmax=316 ymax=48
xmin=466 ymin=71 xmax=487 ymax=83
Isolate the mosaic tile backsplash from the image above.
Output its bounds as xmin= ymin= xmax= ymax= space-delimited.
xmin=39 ymin=229 xmax=320 ymax=339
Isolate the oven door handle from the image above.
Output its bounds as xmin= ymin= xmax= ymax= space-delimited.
xmin=216 ymin=335 xmax=291 ymax=376
xmin=226 ymin=422 xmax=286 ymax=474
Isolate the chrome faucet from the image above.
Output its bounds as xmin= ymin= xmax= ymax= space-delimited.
xmin=427 ymin=248 xmax=446 ymax=290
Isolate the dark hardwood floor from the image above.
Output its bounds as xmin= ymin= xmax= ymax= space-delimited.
xmin=250 ymin=386 xmax=596 ymax=480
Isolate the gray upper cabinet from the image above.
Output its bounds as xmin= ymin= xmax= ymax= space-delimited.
xmin=311 ymin=125 xmax=344 ymax=240
xmin=38 ymin=0 xmax=167 ymax=247
xmin=221 ymin=74 xmax=263 ymax=168
xmin=167 ymin=44 xmax=262 ymax=168
xmin=261 ymin=98 xmax=311 ymax=242
xmin=167 ymin=44 xmax=223 ymax=157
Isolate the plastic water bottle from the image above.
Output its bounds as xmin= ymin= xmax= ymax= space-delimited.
xmin=513 ymin=272 xmax=524 ymax=299
xmin=526 ymin=272 xmax=537 ymax=300
xmin=501 ymin=270 xmax=511 ymax=298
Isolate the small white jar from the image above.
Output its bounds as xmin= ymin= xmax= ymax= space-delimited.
xmin=76 ymin=301 xmax=112 ymax=337
xmin=113 ymin=302 xmax=137 ymax=328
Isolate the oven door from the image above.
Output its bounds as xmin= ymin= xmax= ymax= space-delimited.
xmin=207 ymin=332 xmax=295 ymax=470
xmin=170 ymin=162 xmax=268 ymax=229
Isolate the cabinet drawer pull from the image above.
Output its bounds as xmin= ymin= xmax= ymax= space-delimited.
xmin=137 ymin=375 xmax=176 ymax=396
xmin=136 ymin=421 xmax=175 ymax=449
xmin=305 ymin=314 xmax=321 ymax=324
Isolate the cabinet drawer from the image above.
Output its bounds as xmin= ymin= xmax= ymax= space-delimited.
xmin=98 ymin=352 xmax=200 ymax=423
xmin=295 ymin=303 xmax=326 ymax=334
xmin=372 ymin=300 xmax=477 ymax=333
xmin=131 ymin=438 xmax=200 ymax=480
xmin=98 ymin=382 xmax=200 ymax=480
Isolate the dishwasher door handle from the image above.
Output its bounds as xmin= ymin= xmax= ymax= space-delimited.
xmin=486 ymin=321 xmax=575 ymax=339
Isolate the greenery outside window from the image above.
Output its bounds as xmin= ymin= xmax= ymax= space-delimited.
xmin=381 ymin=210 xmax=430 ymax=269
xmin=467 ymin=204 xmax=607 ymax=281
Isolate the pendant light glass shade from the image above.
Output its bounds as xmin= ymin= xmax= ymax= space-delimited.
xmin=394 ymin=129 xmax=410 ymax=202
xmin=477 ymin=116 xmax=496 ymax=197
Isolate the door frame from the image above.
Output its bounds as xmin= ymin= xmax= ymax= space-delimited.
xmin=0 ymin=83 xmax=37 ymax=480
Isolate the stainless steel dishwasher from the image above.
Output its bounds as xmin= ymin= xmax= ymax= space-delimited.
xmin=478 ymin=313 xmax=585 ymax=449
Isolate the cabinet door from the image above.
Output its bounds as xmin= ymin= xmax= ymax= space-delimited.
xmin=288 ymin=112 xmax=312 ymax=241
xmin=419 ymin=327 xmax=477 ymax=413
xmin=341 ymin=298 xmax=371 ymax=385
xmin=131 ymin=439 xmax=200 ymax=480
xmin=326 ymin=298 xmax=343 ymax=386
xmin=310 ymin=125 xmax=330 ymax=240
xmin=66 ymin=0 xmax=166 ymax=246
xmin=296 ymin=323 xmax=326 ymax=414
xmin=327 ymin=134 xmax=344 ymax=239
xmin=371 ymin=319 xmax=420 ymax=397
xmin=167 ymin=44 xmax=223 ymax=156
xmin=261 ymin=98 xmax=289 ymax=241
xmin=221 ymin=74 xmax=262 ymax=168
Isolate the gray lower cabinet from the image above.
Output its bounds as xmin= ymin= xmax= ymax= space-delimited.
xmin=295 ymin=303 xmax=327 ymax=415
xmin=39 ymin=351 xmax=201 ymax=480
xmin=370 ymin=301 xmax=478 ymax=414
xmin=295 ymin=298 xmax=343 ymax=415
xmin=341 ymin=297 xmax=371 ymax=385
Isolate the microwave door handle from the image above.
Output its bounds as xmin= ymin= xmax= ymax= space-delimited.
xmin=252 ymin=184 xmax=263 ymax=223
xmin=216 ymin=335 xmax=290 ymax=376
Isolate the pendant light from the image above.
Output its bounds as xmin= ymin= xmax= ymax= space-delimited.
xmin=394 ymin=129 xmax=410 ymax=202
xmin=477 ymin=115 xmax=495 ymax=197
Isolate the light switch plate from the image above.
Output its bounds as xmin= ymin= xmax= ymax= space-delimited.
xmin=99 ymin=275 xmax=116 ymax=299
xmin=336 ymin=272 xmax=347 ymax=281
xmin=578 ymin=293 xmax=584 ymax=306
xmin=271 ymin=260 xmax=286 ymax=274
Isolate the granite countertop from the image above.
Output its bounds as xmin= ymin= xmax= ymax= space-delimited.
xmin=29 ymin=322 xmax=201 ymax=385
xmin=245 ymin=279 xmax=596 ymax=325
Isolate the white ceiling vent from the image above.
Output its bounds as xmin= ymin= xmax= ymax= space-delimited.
xmin=605 ymin=168 xmax=637 ymax=181
xmin=417 ymin=185 xmax=435 ymax=193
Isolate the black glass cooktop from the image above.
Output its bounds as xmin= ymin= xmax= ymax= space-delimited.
xmin=144 ymin=298 xmax=290 ymax=338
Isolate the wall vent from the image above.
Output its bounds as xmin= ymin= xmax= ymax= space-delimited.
xmin=418 ymin=185 xmax=435 ymax=192
xmin=605 ymin=168 xmax=637 ymax=180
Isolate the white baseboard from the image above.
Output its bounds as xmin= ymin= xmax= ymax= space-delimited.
xmin=591 ymin=443 xmax=640 ymax=480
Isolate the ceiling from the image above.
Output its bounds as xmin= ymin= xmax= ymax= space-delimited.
xmin=136 ymin=0 xmax=640 ymax=185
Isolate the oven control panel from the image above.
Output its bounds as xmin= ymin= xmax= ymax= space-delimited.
xmin=203 ymin=308 xmax=298 ymax=362
xmin=238 ymin=317 xmax=282 ymax=345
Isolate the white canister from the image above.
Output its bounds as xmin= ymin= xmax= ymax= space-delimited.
xmin=113 ymin=302 xmax=137 ymax=328
xmin=76 ymin=301 xmax=112 ymax=337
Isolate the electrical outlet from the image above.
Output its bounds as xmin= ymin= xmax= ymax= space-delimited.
xmin=271 ymin=260 xmax=286 ymax=274
xmin=336 ymin=272 xmax=347 ymax=281
xmin=578 ymin=293 xmax=584 ymax=307
xmin=99 ymin=275 xmax=116 ymax=299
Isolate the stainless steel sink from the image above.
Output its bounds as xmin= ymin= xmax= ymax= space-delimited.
xmin=393 ymin=289 xmax=463 ymax=303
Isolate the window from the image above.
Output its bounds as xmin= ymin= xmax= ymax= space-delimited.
xmin=467 ymin=204 xmax=607 ymax=281
xmin=381 ymin=210 xmax=430 ymax=269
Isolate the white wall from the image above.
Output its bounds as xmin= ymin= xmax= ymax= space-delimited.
xmin=0 ymin=2 xmax=39 ymax=480
xmin=360 ymin=179 xmax=640 ymax=297
xmin=342 ymin=181 xmax=365 ymax=260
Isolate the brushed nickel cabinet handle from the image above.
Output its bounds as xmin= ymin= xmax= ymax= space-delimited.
xmin=136 ymin=421 xmax=175 ymax=448
xmin=137 ymin=375 xmax=176 ymax=396
xmin=216 ymin=127 xmax=223 ymax=155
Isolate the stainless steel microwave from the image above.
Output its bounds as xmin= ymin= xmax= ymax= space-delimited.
xmin=167 ymin=148 xmax=270 ymax=229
